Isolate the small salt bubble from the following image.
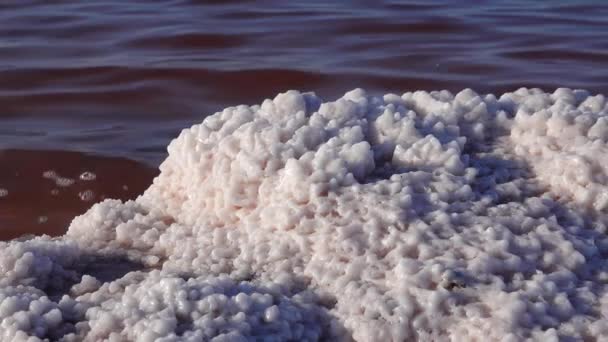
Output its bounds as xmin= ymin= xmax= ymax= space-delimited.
xmin=50 ymin=189 xmax=60 ymax=196
xmin=55 ymin=177 xmax=75 ymax=187
xmin=80 ymin=171 xmax=96 ymax=181
xmin=0 ymin=188 xmax=8 ymax=198
xmin=79 ymin=190 xmax=95 ymax=202
xmin=43 ymin=170 xmax=58 ymax=179
xmin=122 ymin=185 xmax=129 ymax=191
xmin=38 ymin=216 xmax=48 ymax=224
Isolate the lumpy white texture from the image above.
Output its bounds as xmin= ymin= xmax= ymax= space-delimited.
xmin=2 ymin=88 xmax=608 ymax=341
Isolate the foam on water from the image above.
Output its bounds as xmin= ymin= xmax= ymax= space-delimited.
xmin=79 ymin=172 xmax=97 ymax=182
xmin=42 ymin=171 xmax=58 ymax=180
xmin=1 ymin=88 xmax=608 ymax=341
xmin=77 ymin=190 xmax=95 ymax=202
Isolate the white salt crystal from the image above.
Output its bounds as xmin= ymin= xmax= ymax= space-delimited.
xmin=2 ymin=89 xmax=608 ymax=341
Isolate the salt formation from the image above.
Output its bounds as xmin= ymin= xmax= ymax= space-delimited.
xmin=2 ymin=88 xmax=608 ymax=341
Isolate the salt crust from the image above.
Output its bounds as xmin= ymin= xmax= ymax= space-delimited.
xmin=1 ymin=88 xmax=608 ymax=341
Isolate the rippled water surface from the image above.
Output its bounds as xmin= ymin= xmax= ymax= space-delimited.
xmin=1 ymin=0 xmax=608 ymax=238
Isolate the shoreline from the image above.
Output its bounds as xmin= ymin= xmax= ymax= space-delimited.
xmin=0 ymin=149 xmax=157 ymax=241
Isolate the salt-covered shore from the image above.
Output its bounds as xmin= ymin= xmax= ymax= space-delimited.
xmin=1 ymin=88 xmax=607 ymax=341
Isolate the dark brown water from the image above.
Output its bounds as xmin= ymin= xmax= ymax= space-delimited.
xmin=0 ymin=150 xmax=157 ymax=240
xmin=1 ymin=0 xmax=608 ymax=238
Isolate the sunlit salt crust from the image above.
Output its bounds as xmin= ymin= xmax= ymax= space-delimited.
xmin=2 ymin=88 xmax=608 ymax=341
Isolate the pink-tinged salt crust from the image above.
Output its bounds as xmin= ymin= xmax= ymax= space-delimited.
xmin=2 ymin=88 xmax=608 ymax=341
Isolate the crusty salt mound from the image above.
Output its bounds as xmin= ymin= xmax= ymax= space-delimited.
xmin=2 ymin=88 xmax=608 ymax=341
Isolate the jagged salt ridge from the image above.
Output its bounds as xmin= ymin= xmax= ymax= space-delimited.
xmin=1 ymin=88 xmax=608 ymax=341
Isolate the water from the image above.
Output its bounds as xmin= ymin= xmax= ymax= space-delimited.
xmin=0 ymin=150 xmax=156 ymax=240
xmin=1 ymin=0 xmax=608 ymax=238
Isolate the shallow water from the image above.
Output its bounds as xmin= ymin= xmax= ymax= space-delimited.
xmin=0 ymin=150 xmax=157 ymax=240
xmin=1 ymin=0 xmax=608 ymax=237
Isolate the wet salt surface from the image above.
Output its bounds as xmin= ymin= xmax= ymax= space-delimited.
xmin=2 ymin=89 xmax=608 ymax=341
xmin=0 ymin=150 xmax=157 ymax=241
